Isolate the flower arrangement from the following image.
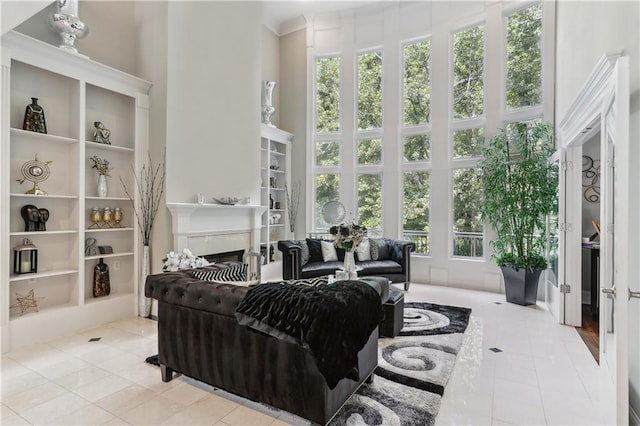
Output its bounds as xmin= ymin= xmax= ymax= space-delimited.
xmin=90 ymin=155 xmax=112 ymax=176
xmin=329 ymin=222 xmax=367 ymax=251
xmin=162 ymin=248 xmax=209 ymax=272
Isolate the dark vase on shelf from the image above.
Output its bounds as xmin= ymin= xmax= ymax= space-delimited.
xmin=23 ymin=97 xmax=47 ymax=134
xmin=93 ymin=258 xmax=111 ymax=297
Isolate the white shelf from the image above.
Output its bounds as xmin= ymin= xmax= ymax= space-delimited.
xmin=86 ymin=141 xmax=135 ymax=153
xmin=270 ymin=150 xmax=285 ymax=156
xmin=85 ymin=196 xmax=130 ymax=201
xmin=10 ymin=128 xmax=78 ymax=144
xmin=10 ymin=230 xmax=78 ymax=236
xmin=10 ymin=193 xmax=78 ymax=199
xmin=9 ymin=268 xmax=78 ymax=282
xmin=10 ymin=302 xmax=76 ymax=321
xmin=269 ymin=169 xmax=285 ymax=174
xmin=85 ymin=227 xmax=134 ymax=232
xmin=85 ymin=252 xmax=134 ymax=260
xmin=84 ymin=292 xmax=134 ymax=305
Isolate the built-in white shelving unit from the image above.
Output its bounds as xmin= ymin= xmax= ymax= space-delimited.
xmin=260 ymin=124 xmax=293 ymax=264
xmin=1 ymin=31 xmax=151 ymax=352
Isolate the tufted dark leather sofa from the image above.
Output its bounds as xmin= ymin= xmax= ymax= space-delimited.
xmin=279 ymin=238 xmax=416 ymax=290
xmin=144 ymin=264 xmax=379 ymax=425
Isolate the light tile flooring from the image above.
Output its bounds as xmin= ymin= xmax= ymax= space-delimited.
xmin=1 ymin=284 xmax=615 ymax=425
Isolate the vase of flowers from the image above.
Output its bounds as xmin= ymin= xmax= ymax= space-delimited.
xmin=162 ymin=248 xmax=209 ymax=272
xmin=90 ymin=155 xmax=112 ymax=198
xmin=330 ymin=221 xmax=367 ymax=275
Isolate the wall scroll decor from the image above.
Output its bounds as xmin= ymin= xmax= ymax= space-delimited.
xmin=582 ymin=155 xmax=600 ymax=203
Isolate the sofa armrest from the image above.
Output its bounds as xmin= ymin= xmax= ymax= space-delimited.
xmin=385 ymin=239 xmax=416 ymax=275
xmin=277 ymin=240 xmax=302 ymax=280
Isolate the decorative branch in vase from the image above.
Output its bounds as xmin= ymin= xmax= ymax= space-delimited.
xmin=90 ymin=155 xmax=112 ymax=198
xmin=284 ymin=181 xmax=301 ymax=234
xmin=121 ymin=152 xmax=166 ymax=317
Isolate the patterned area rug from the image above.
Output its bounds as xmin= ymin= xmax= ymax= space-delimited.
xmin=145 ymin=302 xmax=471 ymax=425
xmin=328 ymin=302 xmax=472 ymax=426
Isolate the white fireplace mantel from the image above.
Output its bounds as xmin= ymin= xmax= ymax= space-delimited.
xmin=166 ymin=203 xmax=267 ymax=255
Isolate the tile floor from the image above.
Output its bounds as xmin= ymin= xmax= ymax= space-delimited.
xmin=1 ymin=284 xmax=615 ymax=425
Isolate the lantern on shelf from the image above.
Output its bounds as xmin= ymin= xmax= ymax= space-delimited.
xmin=14 ymin=238 xmax=38 ymax=274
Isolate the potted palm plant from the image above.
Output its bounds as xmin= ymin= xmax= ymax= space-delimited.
xmin=479 ymin=121 xmax=558 ymax=305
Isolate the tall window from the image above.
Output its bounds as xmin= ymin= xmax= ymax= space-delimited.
xmin=453 ymin=25 xmax=484 ymax=120
xmin=403 ymin=171 xmax=430 ymax=254
xmin=506 ymin=3 xmax=542 ymax=109
xmin=452 ymin=168 xmax=483 ymax=257
xmin=358 ymin=174 xmax=382 ymax=230
xmin=451 ymin=24 xmax=485 ymax=257
xmin=401 ymin=39 xmax=431 ymax=254
xmin=357 ymin=50 xmax=383 ymax=130
xmin=313 ymin=56 xmax=342 ymax=230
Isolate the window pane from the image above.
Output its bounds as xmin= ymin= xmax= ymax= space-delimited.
xmin=315 ymin=57 xmax=340 ymax=132
xmin=357 ymin=139 xmax=382 ymax=165
xmin=453 ymin=26 xmax=484 ymax=120
xmin=357 ymin=51 xmax=383 ymax=130
xmin=452 ymin=168 xmax=483 ymax=257
xmin=403 ymin=134 xmax=430 ymax=162
xmin=403 ymin=171 xmax=430 ymax=254
xmin=403 ymin=40 xmax=431 ymax=125
xmin=453 ymin=128 xmax=484 ymax=158
xmin=357 ymin=174 xmax=382 ymax=231
xmin=315 ymin=174 xmax=340 ymax=230
xmin=507 ymin=3 xmax=543 ymax=109
xmin=316 ymin=141 xmax=340 ymax=166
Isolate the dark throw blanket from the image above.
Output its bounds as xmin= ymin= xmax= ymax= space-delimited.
xmin=235 ymin=280 xmax=383 ymax=389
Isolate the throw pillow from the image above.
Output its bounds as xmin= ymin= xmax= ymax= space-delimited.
xmin=191 ymin=263 xmax=247 ymax=282
xmin=269 ymin=277 xmax=329 ymax=287
xmin=306 ymin=238 xmax=324 ymax=263
xmin=356 ymin=239 xmax=371 ymax=261
xmin=320 ymin=240 xmax=338 ymax=262
xmin=370 ymin=239 xmax=390 ymax=261
xmin=295 ymin=240 xmax=311 ymax=266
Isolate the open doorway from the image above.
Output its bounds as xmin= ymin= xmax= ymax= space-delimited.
xmin=577 ymin=133 xmax=601 ymax=362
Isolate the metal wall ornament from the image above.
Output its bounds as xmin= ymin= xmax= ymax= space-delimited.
xmin=17 ymin=155 xmax=52 ymax=195
xmin=582 ymin=155 xmax=600 ymax=203
xmin=23 ymin=98 xmax=47 ymax=133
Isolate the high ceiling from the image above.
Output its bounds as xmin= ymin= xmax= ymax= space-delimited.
xmin=261 ymin=0 xmax=402 ymax=34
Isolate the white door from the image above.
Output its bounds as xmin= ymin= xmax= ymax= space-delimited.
xmin=599 ymin=56 xmax=629 ymax=424
xmin=546 ymin=150 xmax=564 ymax=323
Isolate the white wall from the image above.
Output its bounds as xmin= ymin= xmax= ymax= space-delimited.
xmin=261 ymin=25 xmax=280 ymax=128
xmin=555 ymin=0 xmax=640 ymax=418
xmin=13 ymin=1 xmax=137 ymax=76
xmin=279 ymin=29 xmax=307 ymax=239
xmin=164 ymin=2 xmax=262 ymax=206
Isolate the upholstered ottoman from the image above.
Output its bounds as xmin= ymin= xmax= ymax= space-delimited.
xmin=380 ymin=289 xmax=404 ymax=338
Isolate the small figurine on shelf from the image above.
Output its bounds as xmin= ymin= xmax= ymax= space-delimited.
xmin=37 ymin=208 xmax=49 ymax=231
xmin=269 ymin=193 xmax=274 ymax=209
xmin=23 ymin=97 xmax=47 ymax=134
xmin=20 ymin=205 xmax=47 ymax=232
xmin=93 ymin=121 xmax=111 ymax=144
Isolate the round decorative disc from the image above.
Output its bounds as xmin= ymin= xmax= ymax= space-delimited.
xmin=21 ymin=159 xmax=50 ymax=183
xmin=322 ymin=200 xmax=346 ymax=225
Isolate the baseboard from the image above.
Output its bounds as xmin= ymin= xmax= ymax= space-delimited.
xmin=630 ymin=404 xmax=640 ymax=426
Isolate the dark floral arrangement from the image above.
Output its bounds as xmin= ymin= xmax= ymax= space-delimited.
xmin=329 ymin=222 xmax=367 ymax=251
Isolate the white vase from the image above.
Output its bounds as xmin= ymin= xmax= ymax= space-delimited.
xmin=139 ymin=245 xmax=151 ymax=317
xmin=261 ymin=80 xmax=276 ymax=126
xmin=97 ymin=174 xmax=108 ymax=198
xmin=343 ymin=249 xmax=355 ymax=273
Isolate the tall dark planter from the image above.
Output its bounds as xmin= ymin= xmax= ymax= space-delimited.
xmin=500 ymin=266 xmax=542 ymax=306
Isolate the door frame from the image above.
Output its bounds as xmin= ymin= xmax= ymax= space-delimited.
xmin=557 ymin=53 xmax=630 ymax=424
xmin=557 ymin=52 xmax=621 ymax=326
